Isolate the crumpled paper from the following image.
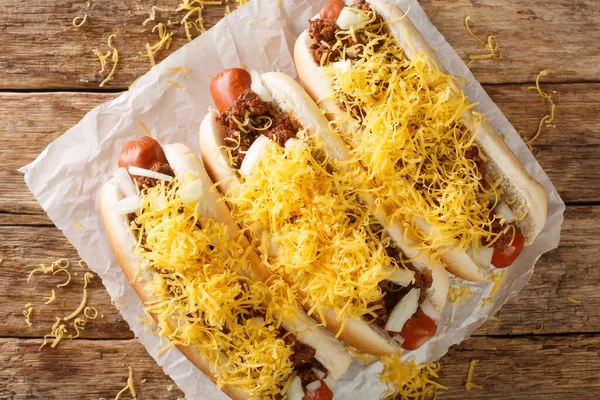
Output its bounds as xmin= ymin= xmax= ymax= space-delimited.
xmin=21 ymin=0 xmax=564 ymax=398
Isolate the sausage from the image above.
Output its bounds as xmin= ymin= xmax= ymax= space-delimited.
xmin=118 ymin=136 xmax=168 ymax=174
xmin=318 ymin=0 xmax=345 ymax=20
xmin=210 ymin=68 xmax=252 ymax=113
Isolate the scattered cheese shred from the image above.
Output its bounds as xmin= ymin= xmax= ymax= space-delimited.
xmin=166 ymin=80 xmax=186 ymax=90
xmin=533 ymin=320 xmax=544 ymax=333
xmin=327 ymin=7 xmax=503 ymax=254
xmin=23 ymin=303 xmax=34 ymax=327
xmin=72 ymin=14 xmax=88 ymax=28
xmin=132 ymin=179 xmax=296 ymax=397
xmin=137 ymin=120 xmax=152 ymax=137
xmin=380 ymin=354 xmax=447 ymax=399
xmin=71 ymin=318 xmax=86 ymax=339
xmin=465 ymin=359 xmax=484 ymax=391
xmin=177 ymin=0 xmax=222 ymax=41
xmin=94 ymin=34 xmax=119 ymax=88
xmin=64 ymin=288 xmax=88 ymax=320
xmin=143 ymin=5 xmax=170 ymax=26
xmin=227 ymin=140 xmax=397 ymax=329
xmin=346 ymin=346 xmax=378 ymax=364
xmin=84 ymin=306 xmax=99 ymax=319
xmin=489 ymin=315 xmax=501 ymax=322
xmin=448 ymin=284 xmax=473 ymax=305
xmin=53 ymin=268 xmax=72 ymax=288
xmin=115 ymin=367 xmax=137 ymax=400
xmin=167 ymin=66 xmax=192 ymax=78
xmin=43 ymin=289 xmax=56 ymax=305
xmin=40 ymin=317 xmax=71 ymax=350
xmin=141 ymin=23 xmax=174 ymax=67
xmin=567 ymin=296 xmax=581 ymax=304
xmin=523 ymin=70 xmax=556 ymax=149
xmin=464 ymin=16 xmax=502 ymax=66
xmin=83 ymin=272 xmax=94 ymax=288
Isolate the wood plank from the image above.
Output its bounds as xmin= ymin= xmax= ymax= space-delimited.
xmin=0 ymin=205 xmax=597 ymax=339
xmin=1 ymin=335 xmax=599 ymax=399
xmin=420 ymin=0 xmax=600 ymax=85
xmin=0 ymin=0 xmax=598 ymax=89
xmin=0 ymin=338 xmax=184 ymax=400
xmin=1 ymin=83 xmax=598 ymax=217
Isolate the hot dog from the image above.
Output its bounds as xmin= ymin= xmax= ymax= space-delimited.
xmin=100 ymin=137 xmax=351 ymax=400
xmin=199 ymin=69 xmax=449 ymax=355
xmin=294 ymin=0 xmax=548 ymax=281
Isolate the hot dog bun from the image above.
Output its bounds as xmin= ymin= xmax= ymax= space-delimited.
xmin=199 ymin=72 xmax=448 ymax=355
xmin=101 ymin=143 xmax=351 ymax=398
xmin=294 ymin=0 xmax=547 ymax=282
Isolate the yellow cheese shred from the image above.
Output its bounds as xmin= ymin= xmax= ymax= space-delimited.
xmin=93 ymin=34 xmax=119 ymax=88
xmin=523 ymin=70 xmax=556 ymax=149
xmin=43 ymin=289 xmax=57 ymax=305
xmin=464 ymin=16 xmax=502 ymax=66
xmin=326 ymin=7 xmax=503 ymax=255
xmin=23 ymin=303 xmax=34 ymax=327
xmin=227 ymin=140 xmax=397 ymax=330
xmin=114 ymin=367 xmax=137 ymax=400
xmin=448 ymin=284 xmax=473 ymax=305
xmin=567 ymin=296 xmax=581 ymax=304
xmin=465 ymin=359 xmax=484 ymax=390
xmin=132 ymin=179 xmax=296 ymax=397
xmin=72 ymin=14 xmax=88 ymax=28
xmin=141 ymin=23 xmax=174 ymax=67
xmin=177 ymin=0 xmax=223 ymax=41
xmin=380 ymin=354 xmax=447 ymax=399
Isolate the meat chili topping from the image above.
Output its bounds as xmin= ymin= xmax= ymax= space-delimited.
xmin=307 ymin=0 xmax=385 ymax=65
xmin=285 ymin=333 xmax=328 ymax=386
xmin=217 ymin=89 xmax=302 ymax=169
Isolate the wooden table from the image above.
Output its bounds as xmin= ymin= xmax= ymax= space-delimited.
xmin=1 ymin=0 xmax=599 ymax=398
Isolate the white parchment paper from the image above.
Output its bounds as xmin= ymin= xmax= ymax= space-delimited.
xmin=21 ymin=0 xmax=564 ymax=398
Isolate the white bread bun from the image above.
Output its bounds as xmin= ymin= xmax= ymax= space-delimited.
xmin=101 ymin=143 xmax=350 ymax=398
xmin=294 ymin=0 xmax=547 ymax=281
xmin=199 ymin=73 xmax=448 ymax=355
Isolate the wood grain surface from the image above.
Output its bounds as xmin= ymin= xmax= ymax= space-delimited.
xmin=1 ymin=0 xmax=599 ymax=399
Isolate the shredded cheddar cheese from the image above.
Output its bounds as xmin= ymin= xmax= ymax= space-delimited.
xmin=523 ymin=70 xmax=556 ymax=149
xmin=380 ymin=354 xmax=447 ymax=399
xmin=23 ymin=303 xmax=34 ymax=326
xmin=131 ymin=179 xmax=297 ymax=397
xmin=43 ymin=289 xmax=57 ymax=305
xmin=141 ymin=23 xmax=174 ymax=67
xmin=54 ymin=268 xmax=72 ymax=287
xmin=489 ymin=315 xmax=501 ymax=322
xmin=176 ymin=0 xmax=222 ymax=41
xmin=72 ymin=14 xmax=88 ymax=28
xmin=167 ymin=66 xmax=192 ymax=78
xmin=464 ymin=16 xmax=502 ymax=66
xmin=227 ymin=140 xmax=398 ymax=332
xmin=114 ymin=367 xmax=137 ymax=400
xmin=326 ymin=7 xmax=503 ymax=255
xmin=448 ymin=279 xmax=473 ymax=305
xmin=93 ymin=34 xmax=119 ymax=88
xmin=533 ymin=320 xmax=544 ymax=333
xmin=567 ymin=296 xmax=581 ymax=304
xmin=346 ymin=345 xmax=378 ymax=364
xmin=465 ymin=359 xmax=484 ymax=390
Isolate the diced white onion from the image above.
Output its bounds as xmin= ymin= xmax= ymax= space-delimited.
xmin=385 ymin=288 xmax=420 ymax=332
xmin=240 ymin=135 xmax=271 ymax=176
xmin=322 ymin=375 xmax=336 ymax=391
xmin=311 ymin=368 xmax=326 ymax=380
xmin=420 ymin=299 xmax=441 ymax=322
xmin=336 ymin=7 xmax=366 ymax=30
xmin=284 ymin=138 xmax=304 ymax=149
xmin=332 ymin=59 xmax=352 ymax=73
xmin=250 ymin=70 xmax=273 ymax=103
xmin=178 ymin=179 xmax=204 ymax=204
xmin=467 ymin=245 xmax=494 ymax=268
xmin=496 ymin=201 xmax=515 ymax=224
xmin=128 ymin=165 xmax=173 ymax=182
xmin=287 ymin=376 xmax=304 ymax=400
xmin=387 ymin=267 xmax=415 ymax=287
xmin=305 ymin=380 xmax=322 ymax=392
xmin=113 ymin=167 xmax=137 ymax=197
xmin=113 ymin=195 xmax=141 ymax=215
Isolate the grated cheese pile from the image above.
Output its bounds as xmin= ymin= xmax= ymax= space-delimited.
xmin=227 ymin=139 xmax=398 ymax=331
xmin=380 ymin=354 xmax=447 ymax=399
xmin=131 ymin=179 xmax=295 ymax=398
xmin=325 ymin=7 xmax=502 ymax=254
